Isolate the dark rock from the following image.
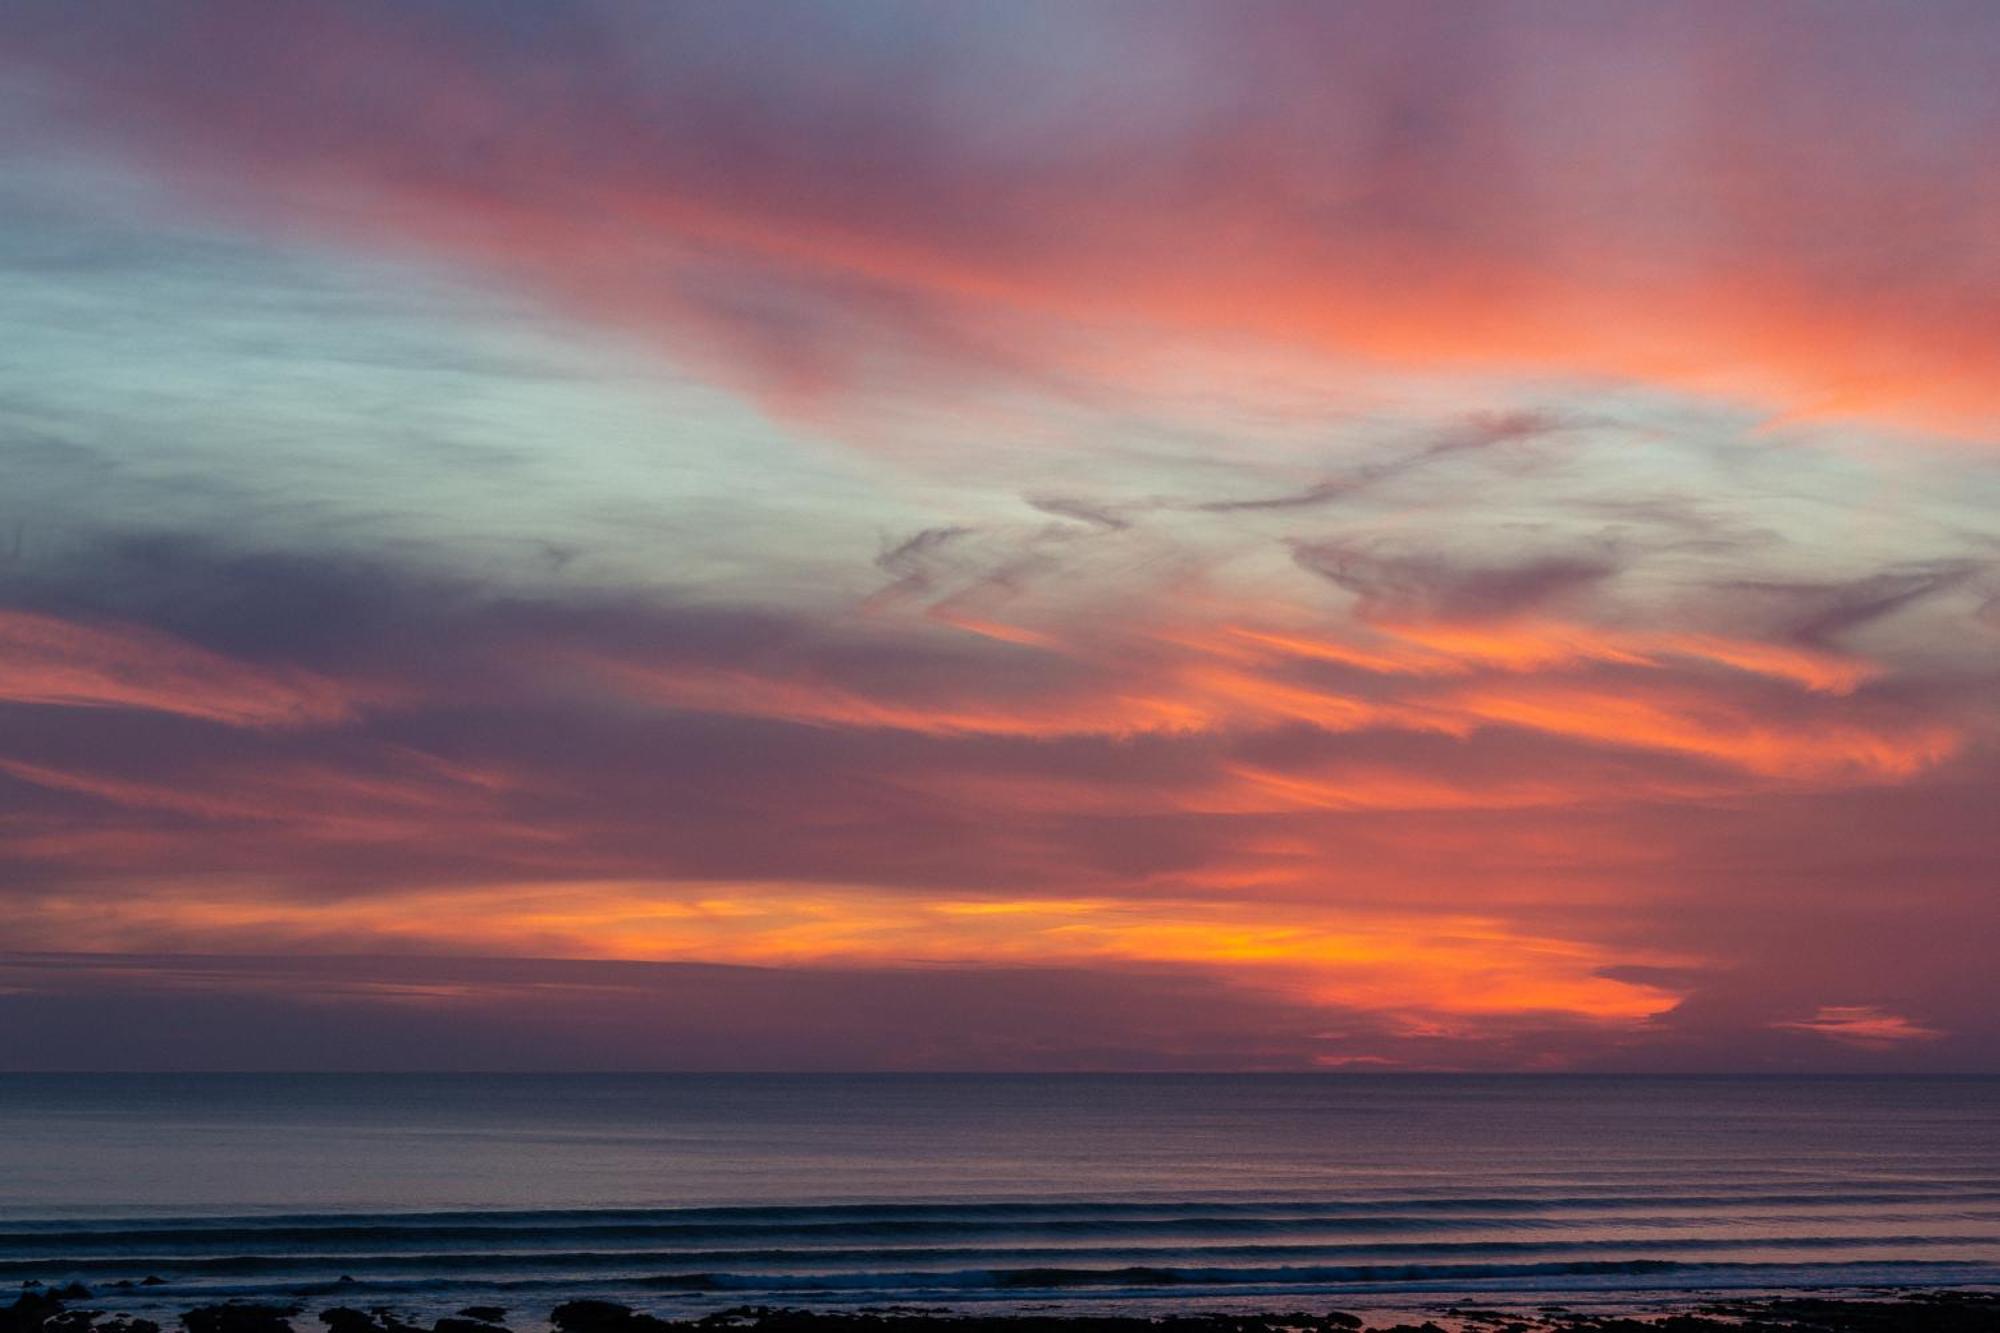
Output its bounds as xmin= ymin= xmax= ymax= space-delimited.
xmin=453 ymin=1314 xmax=505 ymax=1326
xmin=46 ymin=1310 xmax=106 ymax=1333
xmin=433 ymin=1320 xmax=507 ymax=1333
xmin=315 ymin=1310 xmax=425 ymax=1333
xmin=180 ymin=1304 xmax=303 ymax=1333
xmin=139 ymin=1283 xmax=167 ymax=1291
xmin=317 ymin=1312 xmax=378 ymax=1333
xmin=1 ymin=1289 xmax=67 ymax=1333
xmin=510 ymin=1295 xmax=2000 ymax=1333
xmin=548 ymin=1303 xmax=674 ymax=1333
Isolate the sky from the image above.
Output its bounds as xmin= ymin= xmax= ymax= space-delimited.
xmin=1 ymin=0 xmax=1996 ymax=1072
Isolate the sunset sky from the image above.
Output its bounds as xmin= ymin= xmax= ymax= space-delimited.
xmin=2 ymin=1 xmax=1996 ymax=1071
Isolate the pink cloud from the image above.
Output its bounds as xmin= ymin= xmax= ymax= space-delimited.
xmin=1772 ymin=1005 xmax=1945 ymax=1048
xmin=0 ymin=609 xmax=377 ymax=728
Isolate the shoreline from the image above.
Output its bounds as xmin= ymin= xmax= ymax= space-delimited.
xmin=9 ymin=1290 xmax=2000 ymax=1333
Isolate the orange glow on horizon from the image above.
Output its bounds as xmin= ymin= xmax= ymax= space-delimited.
xmin=7 ymin=876 xmax=1689 ymax=1026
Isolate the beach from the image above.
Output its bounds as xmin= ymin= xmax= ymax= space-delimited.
xmin=8 ymin=1288 xmax=2000 ymax=1333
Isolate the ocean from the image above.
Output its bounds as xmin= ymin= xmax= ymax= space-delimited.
xmin=2 ymin=1075 xmax=1996 ymax=1325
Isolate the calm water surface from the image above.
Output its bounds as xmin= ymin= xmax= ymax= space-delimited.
xmin=2 ymin=1075 xmax=1995 ymax=1321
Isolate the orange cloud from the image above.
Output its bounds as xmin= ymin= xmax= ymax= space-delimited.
xmin=1445 ymin=680 xmax=1957 ymax=781
xmin=1376 ymin=623 xmax=1874 ymax=694
xmin=1217 ymin=621 xmax=1874 ymax=694
xmin=572 ymin=603 xmax=1947 ymax=786
xmin=3 ymin=875 xmax=1684 ymax=1028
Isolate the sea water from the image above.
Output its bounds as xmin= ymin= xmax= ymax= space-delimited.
xmin=1 ymin=1075 xmax=1995 ymax=1323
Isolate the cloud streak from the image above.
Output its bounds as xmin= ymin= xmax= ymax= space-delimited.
xmin=0 ymin=608 xmax=373 ymax=727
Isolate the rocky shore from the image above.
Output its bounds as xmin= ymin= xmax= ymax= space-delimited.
xmin=6 ymin=1290 xmax=2000 ymax=1333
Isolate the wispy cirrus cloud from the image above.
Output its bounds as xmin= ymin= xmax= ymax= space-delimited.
xmin=0 ymin=608 xmax=375 ymax=727
xmin=1773 ymin=1005 xmax=1944 ymax=1049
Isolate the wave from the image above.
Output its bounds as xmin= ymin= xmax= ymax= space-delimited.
xmin=6 ymin=1231 xmax=2000 ymax=1279
xmin=11 ymin=1191 xmax=2000 ymax=1249
xmin=96 ymin=1257 xmax=2000 ymax=1301
xmin=8 ymin=1195 xmax=1995 ymax=1313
